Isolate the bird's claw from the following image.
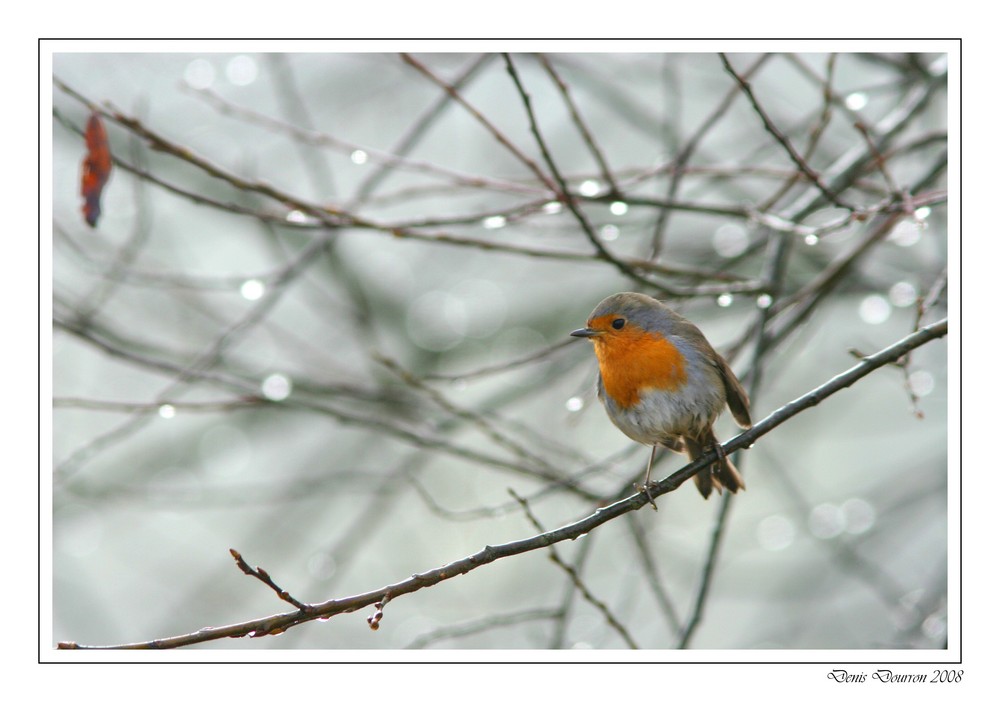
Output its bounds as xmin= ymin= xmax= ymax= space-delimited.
xmin=635 ymin=481 xmax=658 ymax=511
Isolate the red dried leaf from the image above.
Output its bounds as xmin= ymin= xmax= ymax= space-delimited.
xmin=81 ymin=112 xmax=112 ymax=227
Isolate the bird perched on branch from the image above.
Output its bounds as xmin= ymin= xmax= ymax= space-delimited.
xmin=571 ymin=292 xmax=751 ymax=507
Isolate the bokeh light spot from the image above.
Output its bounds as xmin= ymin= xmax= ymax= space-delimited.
xmin=922 ymin=612 xmax=946 ymax=639
xmin=841 ymin=497 xmax=876 ymax=534
xmin=199 ymin=424 xmax=251 ymax=478
xmin=889 ymin=220 xmax=922 ymax=247
xmin=808 ymin=503 xmax=845 ymax=539
xmin=909 ymin=370 xmax=935 ymax=397
xmin=889 ymin=281 xmax=918 ymax=307
xmin=609 ymin=201 xmax=628 ymax=216
xmin=307 ymin=552 xmax=338 ymax=581
xmin=57 ymin=504 xmax=103 ymax=557
xmin=713 ymin=223 xmax=749 ymax=258
xmin=757 ymin=514 xmax=795 ymax=551
xmin=225 ymin=55 xmax=258 ymax=86
xmin=406 ymin=290 xmax=468 ymax=351
xmin=452 ymin=279 xmax=507 ymax=339
xmin=845 ymin=92 xmax=868 ymax=110
xmin=261 ymin=373 xmax=292 ymax=401
xmin=184 ymin=59 xmax=215 ymax=89
xmin=859 ymin=295 xmax=891 ymax=324
xmin=240 ymin=279 xmax=265 ymax=301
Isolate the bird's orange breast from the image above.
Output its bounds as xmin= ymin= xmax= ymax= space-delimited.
xmin=592 ymin=323 xmax=688 ymax=408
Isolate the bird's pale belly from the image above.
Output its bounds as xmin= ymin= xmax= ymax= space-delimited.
xmin=599 ymin=378 xmax=724 ymax=447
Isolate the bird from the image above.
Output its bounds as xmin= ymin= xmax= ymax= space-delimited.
xmin=570 ymin=292 xmax=751 ymax=506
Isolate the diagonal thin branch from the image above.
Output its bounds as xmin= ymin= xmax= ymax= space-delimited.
xmin=406 ymin=607 xmax=562 ymax=649
xmin=230 ymin=549 xmax=313 ymax=613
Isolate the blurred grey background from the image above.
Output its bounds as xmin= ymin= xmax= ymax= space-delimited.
xmin=51 ymin=50 xmax=949 ymax=650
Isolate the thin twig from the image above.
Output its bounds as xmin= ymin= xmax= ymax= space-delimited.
xmin=406 ymin=607 xmax=562 ymax=649
xmin=53 ymin=397 xmax=262 ymax=413
xmin=230 ymin=549 xmax=313 ymax=613
xmin=916 ymin=268 xmax=947 ymax=330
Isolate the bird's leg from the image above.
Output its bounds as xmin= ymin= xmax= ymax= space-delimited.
xmin=643 ymin=444 xmax=656 ymax=485
xmin=635 ymin=445 xmax=659 ymax=511
xmin=711 ymin=440 xmax=726 ymax=477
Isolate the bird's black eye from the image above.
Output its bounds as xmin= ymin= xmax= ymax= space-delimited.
xmin=611 ymin=318 xmax=626 ymax=330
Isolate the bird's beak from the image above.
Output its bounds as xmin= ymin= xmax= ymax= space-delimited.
xmin=570 ymin=327 xmax=601 ymax=339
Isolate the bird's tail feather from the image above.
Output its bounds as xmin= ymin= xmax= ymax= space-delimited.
xmin=686 ymin=431 xmax=744 ymax=499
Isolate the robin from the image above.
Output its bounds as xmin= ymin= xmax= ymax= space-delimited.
xmin=570 ymin=292 xmax=751 ymax=506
